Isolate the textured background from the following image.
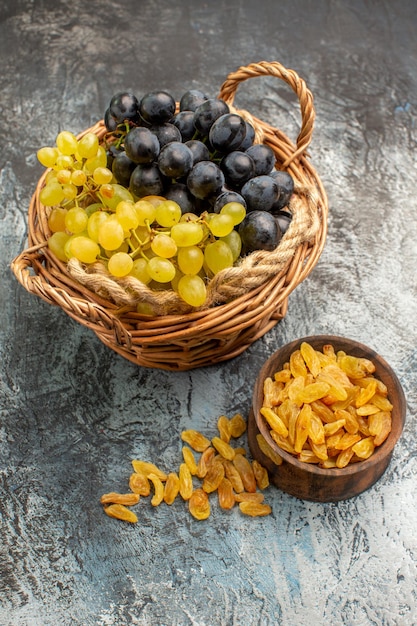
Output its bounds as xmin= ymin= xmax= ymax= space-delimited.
xmin=1 ymin=1 xmax=417 ymax=625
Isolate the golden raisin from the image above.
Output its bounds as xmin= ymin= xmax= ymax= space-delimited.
xmin=233 ymin=454 xmax=257 ymax=493
xmin=217 ymin=478 xmax=235 ymax=510
xmin=211 ymin=436 xmax=236 ymax=461
xmin=223 ymin=459 xmax=245 ymax=493
xmin=129 ymin=471 xmax=151 ymax=496
xmin=103 ymin=504 xmax=138 ymax=523
xmin=239 ymin=502 xmax=272 ymax=517
xmin=100 ymin=492 xmax=140 ymax=506
xmin=148 ymin=473 xmax=164 ymax=506
xmin=217 ymin=415 xmax=231 ymax=442
xmin=196 ymin=446 xmax=215 ymax=478
xmin=234 ymin=492 xmax=265 ymax=504
xmin=179 ymin=462 xmax=193 ymax=501
xmin=202 ymin=459 xmax=225 ymax=493
xmin=189 ymin=488 xmax=211 ymax=520
xmin=181 ymin=429 xmax=211 ymax=452
xmin=163 ymin=472 xmax=180 ymax=505
xmin=255 ymin=433 xmax=283 ymax=466
xmin=229 ymin=413 xmax=247 ymax=438
xmin=182 ymin=446 xmax=199 ymax=475
xmin=252 ymin=460 xmax=269 ymax=490
xmin=131 ymin=460 xmax=167 ymax=482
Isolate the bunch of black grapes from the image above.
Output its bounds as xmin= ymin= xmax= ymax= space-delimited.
xmin=104 ymin=90 xmax=294 ymax=254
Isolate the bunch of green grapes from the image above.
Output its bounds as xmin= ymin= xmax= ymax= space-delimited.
xmin=39 ymin=130 xmax=246 ymax=308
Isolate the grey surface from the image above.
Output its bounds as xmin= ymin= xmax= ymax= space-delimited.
xmin=1 ymin=1 xmax=417 ymax=625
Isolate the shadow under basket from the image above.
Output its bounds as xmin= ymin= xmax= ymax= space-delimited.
xmin=11 ymin=61 xmax=329 ymax=371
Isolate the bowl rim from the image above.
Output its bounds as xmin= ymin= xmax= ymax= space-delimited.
xmin=253 ymin=334 xmax=407 ymax=476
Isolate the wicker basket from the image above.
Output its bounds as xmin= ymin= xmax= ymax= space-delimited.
xmin=11 ymin=61 xmax=328 ymax=371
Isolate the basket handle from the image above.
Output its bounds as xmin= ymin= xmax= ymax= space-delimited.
xmin=218 ymin=61 xmax=315 ymax=164
xmin=10 ymin=246 xmax=132 ymax=347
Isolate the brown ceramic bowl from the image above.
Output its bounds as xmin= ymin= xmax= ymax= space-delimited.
xmin=248 ymin=335 xmax=406 ymax=502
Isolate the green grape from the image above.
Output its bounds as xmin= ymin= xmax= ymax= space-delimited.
xmin=85 ymin=202 xmax=104 ymax=217
xmin=135 ymin=225 xmax=151 ymax=242
xmin=170 ymin=222 xmax=204 ymax=247
xmin=55 ymin=155 xmax=74 ymax=170
xmin=77 ymin=132 xmax=99 ymax=159
xmin=177 ymin=246 xmax=204 ymax=275
xmin=47 ymin=231 xmax=71 ymax=261
xmin=220 ymin=229 xmax=242 ymax=262
xmin=98 ymin=215 xmax=125 ymax=250
xmin=83 ymin=145 xmax=108 ymax=173
xmin=220 ymin=202 xmax=246 ymax=226
xmin=62 ymin=183 xmax=78 ymax=200
xmin=100 ymin=183 xmax=134 ymax=210
xmin=104 ymin=241 xmax=129 ymax=257
xmin=130 ymin=258 xmax=152 ymax=284
xmin=116 ymin=201 xmax=139 ymax=231
xmin=48 ymin=207 xmax=68 ymax=233
xmin=37 ymin=146 xmax=59 ymax=168
xmin=204 ymin=240 xmax=233 ymax=274
xmin=93 ymin=166 xmax=113 ymax=185
xmin=56 ymin=130 xmax=78 ymax=156
xmin=147 ymin=257 xmax=176 ymax=283
xmin=179 ymin=212 xmax=200 ymax=223
xmin=40 ymin=182 xmax=65 ymax=207
xmin=154 ymin=200 xmax=182 ymax=227
xmin=207 ymin=213 xmax=234 ymax=237
xmin=67 ymin=235 xmax=100 ymax=263
xmin=178 ymin=274 xmax=207 ymax=307
xmin=65 ymin=207 xmax=89 ymax=234
xmin=134 ymin=200 xmax=156 ymax=226
xmin=108 ymin=252 xmax=134 ymax=277
xmin=171 ymin=268 xmax=184 ymax=292
xmin=56 ymin=169 xmax=72 ymax=185
xmin=71 ymin=170 xmax=87 ymax=186
xmin=87 ymin=211 xmax=109 ymax=242
xmin=151 ymin=233 xmax=177 ymax=258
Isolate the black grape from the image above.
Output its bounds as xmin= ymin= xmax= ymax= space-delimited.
xmin=238 ymin=210 xmax=282 ymax=254
xmin=124 ymin=127 xmax=160 ymax=164
xmin=241 ymin=175 xmax=278 ymax=212
xmin=187 ymin=161 xmax=225 ymax=199
xmin=139 ymin=91 xmax=176 ymax=124
xmin=158 ymin=141 xmax=193 ymax=179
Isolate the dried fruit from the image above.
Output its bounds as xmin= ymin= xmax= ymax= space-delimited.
xmin=256 ymin=433 xmax=283 ymax=466
xmin=217 ymin=415 xmax=231 ymax=442
xmin=103 ymin=504 xmax=138 ymax=523
xmin=217 ymin=478 xmax=235 ymax=510
xmin=252 ymin=460 xmax=269 ymax=490
xmin=129 ymin=471 xmax=151 ymax=496
xmin=229 ymin=413 xmax=247 ymax=438
xmin=181 ymin=429 xmax=211 ymax=452
xmin=233 ymin=454 xmax=257 ymax=493
xmin=100 ymin=492 xmax=140 ymax=506
xmin=148 ymin=473 xmax=164 ymax=506
xmin=211 ymin=436 xmax=235 ymax=460
xmin=260 ymin=342 xmax=393 ymax=468
xmin=163 ymin=472 xmax=180 ymax=505
xmin=196 ymin=446 xmax=216 ymax=478
xmin=189 ymin=488 xmax=211 ymax=520
xmin=223 ymin=459 xmax=245 ymax=493
xmin=179 ymin=462 xmax=193 ymax=500
xmin=238 ymin=501 xmax=272 ymax=517
xmin=234 ymin=491 xmax=265 ymax=503
xmin=182 ymin=446 xmax=199 ymax=475
xmin=202 ymin=459 xmax=225 ymax=493
xmin=131 ymin=460 xmax=167 ymax=482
